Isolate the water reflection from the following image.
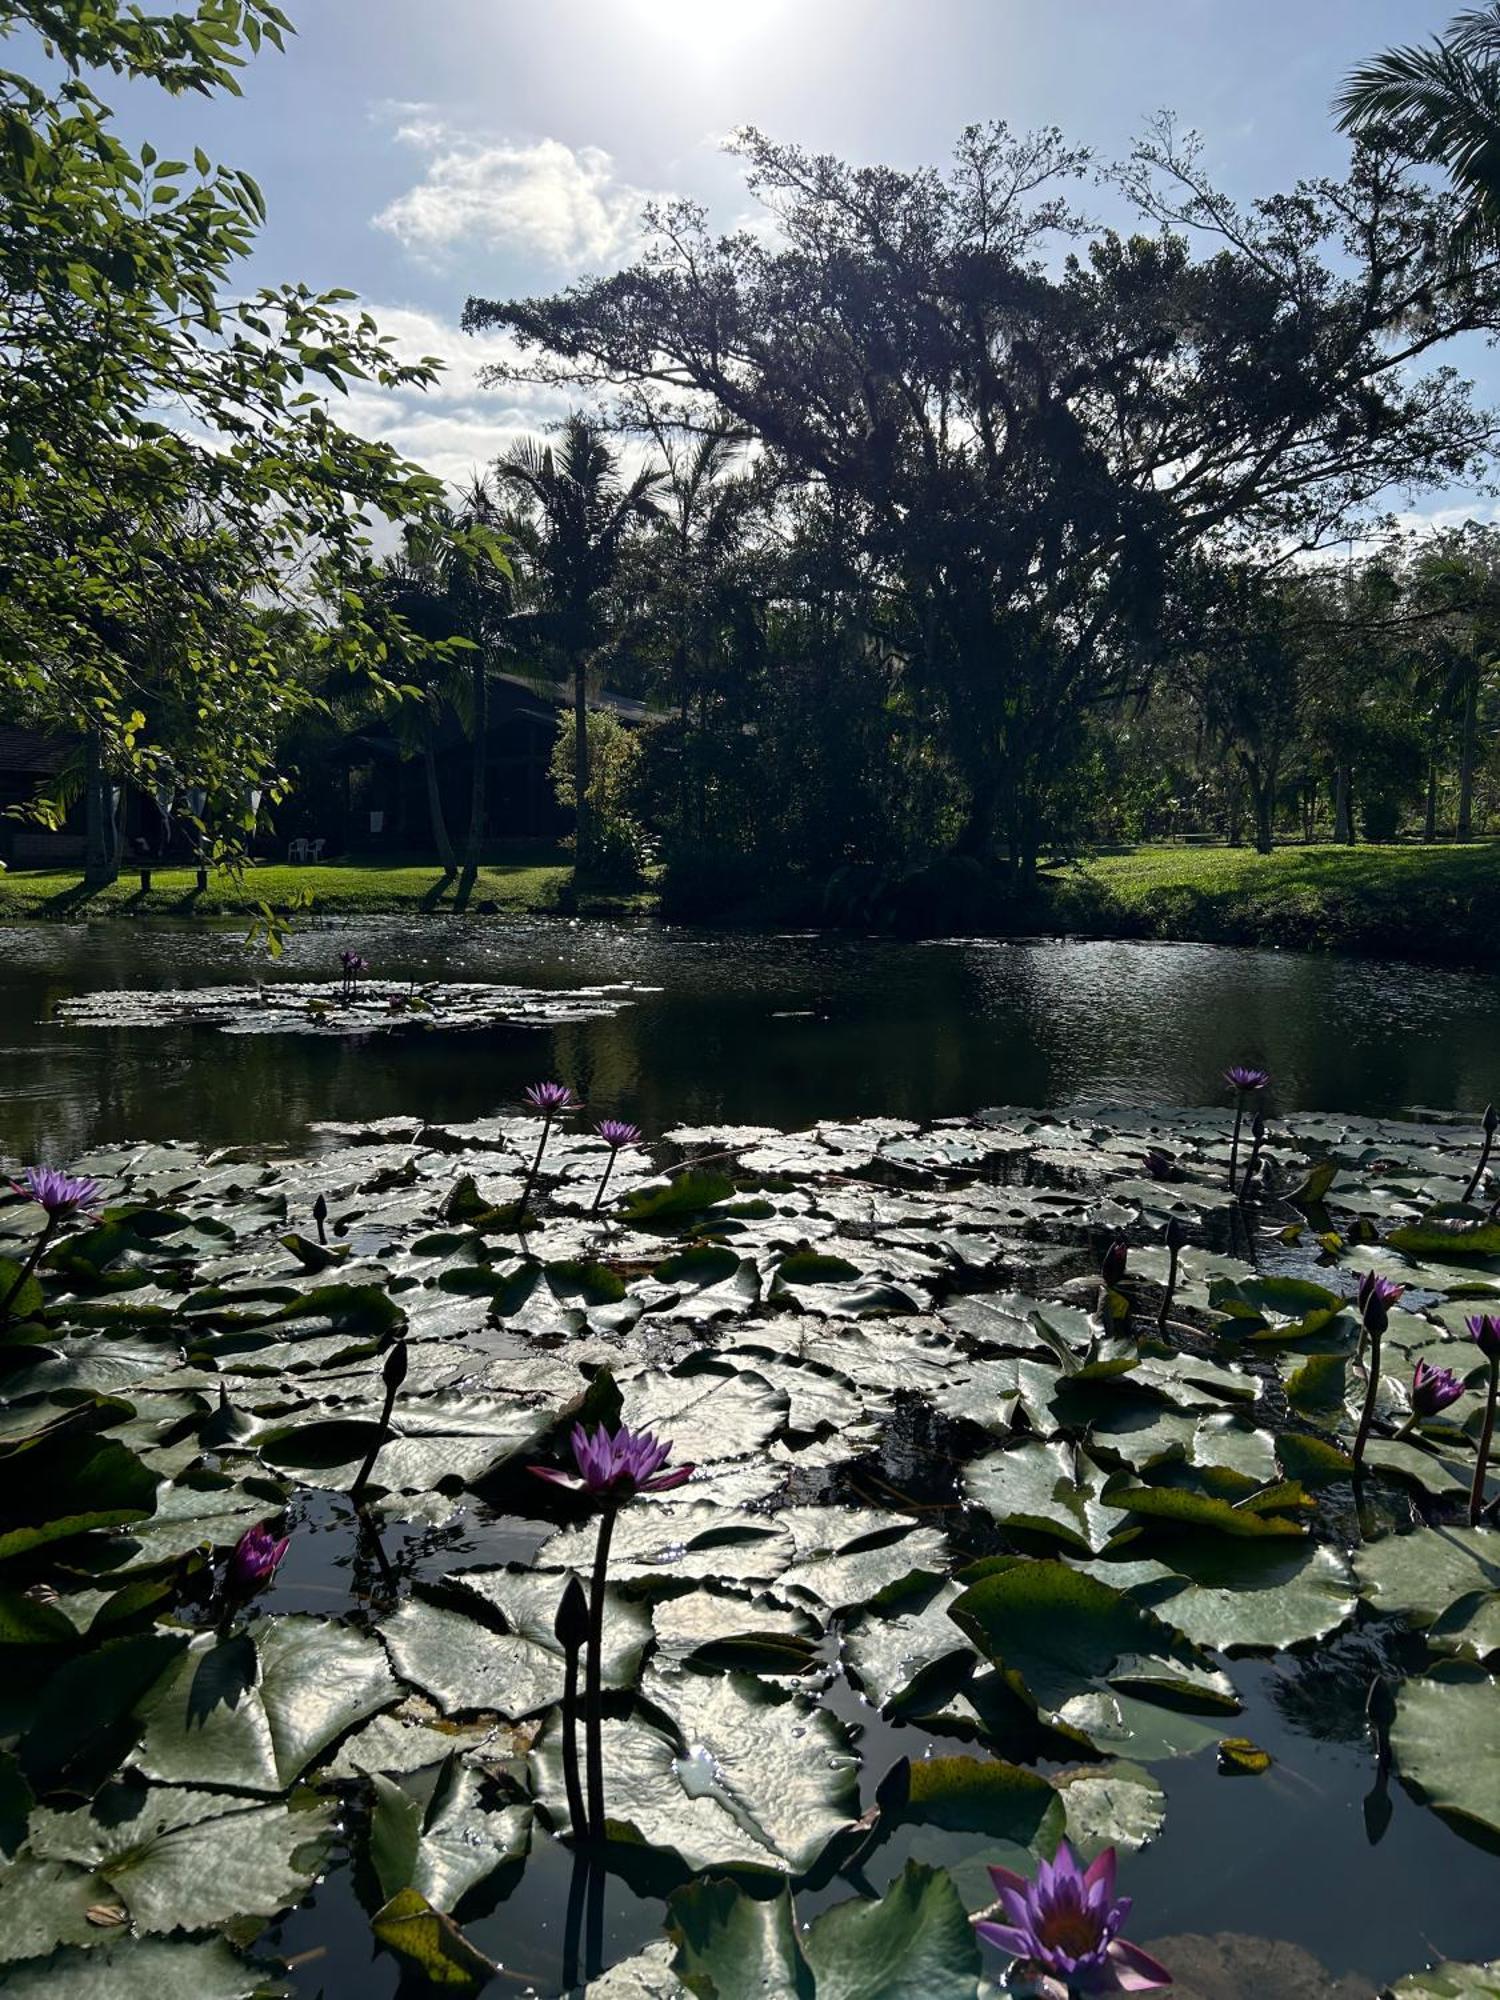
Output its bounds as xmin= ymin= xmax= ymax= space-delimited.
xmin=0 ymin=919 xmax=1496 ymax=1159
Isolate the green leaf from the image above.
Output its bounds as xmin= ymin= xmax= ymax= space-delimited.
xmin=799 ymin=1862 xmax=982 ymax=2000
xmin=1391 ymin=1668 xmax=1500 ymax=1845
xmin=372 ymin=1886 xmax=496 ymax=1990
xmin=0 ymin=1434 xmax=158 ymax=1558
xmin=0 ymin=1936 xmax=270 ymax=1999
xmin=620 ymin=1172 xmax=736 ymax=1225
xmin=135 ymin=1617 xmax=397 ymax=1792
xmin=876 ymin=1753 xmax=1062 ymax=1843
xmin=1386 ymin=1962 xmax=1500 ymax=1998
xmin=369 ymin=1761 xmax=529 ymax=1913
xmin=668 ymin=1880 xmax=811 ymax=2000
xmin=27 ymin=1785 xmax=335 ymax=1932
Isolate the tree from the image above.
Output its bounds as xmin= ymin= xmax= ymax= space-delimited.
xmin=494 ymin=417 xmax=660 ymax=869
xmin=1337 ymin=3 xmax=1500 ymax=268
xmin=1408 ymin=528 xmax=1500 ymax=838
xmin=0 ymin=0 xmax=446 ymax=871
xmin=467 ymin=122 xmax=1500 ymax=876
xmin=380 ymin=485 xmax=513 ymax=892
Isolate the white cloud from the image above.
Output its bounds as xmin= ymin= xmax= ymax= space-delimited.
xmin=374 ymin=125 xmax=652 ymax=269
xmin=332 ymin=304 xmax=575 ymax=498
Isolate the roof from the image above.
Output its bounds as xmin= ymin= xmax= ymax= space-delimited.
xmin=0 ymin=728 xmax=68 ymax=777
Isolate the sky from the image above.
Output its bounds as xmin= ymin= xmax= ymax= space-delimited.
xmin=72 ymin=0 xmax=1500 ymax=525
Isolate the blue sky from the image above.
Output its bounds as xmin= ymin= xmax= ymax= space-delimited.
xmin=83 ymin=0 xmax=1496 ymax=517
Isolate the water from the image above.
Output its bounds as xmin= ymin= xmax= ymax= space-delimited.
xmin=7 ymin=914 xmax=1500 ymax=1995
xmin=1 ymin=915 xmax=1497 ymax=1161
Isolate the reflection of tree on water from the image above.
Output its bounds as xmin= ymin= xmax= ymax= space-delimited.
xmin=1265 ymin=1623 xmax=1410 ymax=1747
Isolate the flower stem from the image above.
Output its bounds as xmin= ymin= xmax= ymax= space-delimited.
xmin=1226 ymin=1098 xmax=1245 ymax=1192
xmin=560 ymin=1637 xmax=586 ymax=1840
xmin=584 ymin=1502 xmax=617 ymax=1842
xmin=0 ymin=1215 xmax=55 ymax=1328
xmin=348 ymin=1368 xmax=401 ymax=1507
xmin=590 ymin=1151 xmax=617 ymax=1217
xmin=1469 ymin=1356 xmax=1499 ymax=1529
xmin=1352 ymin=1326 xmax=1382 ymax=1473
xmin=1156 ymin=1240 xmax=1180 ymax=1334
xmin=519 ymin=1112 xmax=554 ymax=1217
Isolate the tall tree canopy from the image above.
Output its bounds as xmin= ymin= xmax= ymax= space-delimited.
xmin=0 ymin=0 xmax=445 ymax=854
xmin=467 ymin=122 xmax=1500 ymax=870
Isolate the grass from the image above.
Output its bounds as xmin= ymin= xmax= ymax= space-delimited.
xmin=1 ymin=841 xmax=1495 ymax=964
xmin=1041 ymin=840 xmax=1500 ymax=963
xmin=0 ymin=850 xmax=654 ymax=922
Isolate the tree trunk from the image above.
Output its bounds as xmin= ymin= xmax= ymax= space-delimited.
xmin=1457 ymin=673 xmax=1478 ymax=841
xmin=573 ymin=656 xmax=591 ymax=870
xmin=423 ymin=729 xmax=457 ymax=874
xmin=456 ymin=653 xmax=488 ymax=906
xmin=1424 ymin=758 xmax=1439 ymax=843
xmin=1248 ymin=768 xmax=1275 ymax=855
xmin=83 ymin=728 xmax=117 ymax=888
xmin=1333 ymin=763 xmax=1354 ymax=844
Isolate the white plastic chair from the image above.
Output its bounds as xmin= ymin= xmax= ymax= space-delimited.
xmin=306 ymin=837 xmax=326 ymax=862
xmin=287 ymin=837 xmax=308 ymax=863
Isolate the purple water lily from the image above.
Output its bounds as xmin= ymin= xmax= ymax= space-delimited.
xmin=1351 ymin=1276 xmax=1406 ymax=1474
xmin=1 ymin=1167 xmax=104 ymax=1326
xmin=11 ymin=1168 xmax=102 ymax=1221
xmin=525 ymin=1081 xmax=581 ymax=1115
xmin=337 ymin=950 xmax=366 ymax=1002
xmin=225 ymin=1522 xmax=290 ymax=1599
xmin=1223 ymin=1066 xmax=1269 ymax=1191
xmin=591 ymin=1119 xmax=643 ymax=1214
xmin=1466 ymin=1315 xmax=1500 ymax=1527
xmin=532 ymin=1422 xmax=694 ymax=1845
xmin=1101 ymin=1240 xmax=1129 ymax=1287
xmin=518 ymin=1081 xmax=581 ymax=1216
xmin=532 ymin=1422 xmax=694 ymax=1499
xmin=1223 ymin=1065 xmax=1270 ymax=1094
xmin=1411 ymin=1359 xmax=1465 ymax=1418
xmin=1355 ymin=1272 xmax=1405 ymax=1333
xmin=976 ymin=1842 xmax=1171 ymax=1995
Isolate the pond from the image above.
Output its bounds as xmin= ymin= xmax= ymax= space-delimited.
xmin=1 ymin=919 xmax=1499 ymax=2000
xmin=0 ymin=916 xmax=1497 ymax=1158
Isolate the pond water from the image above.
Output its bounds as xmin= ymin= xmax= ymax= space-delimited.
xmin=0 ymin=915 xmax=1497 ymax=1160
xmin=4 ymin=917 xmax=1500 ymax=1999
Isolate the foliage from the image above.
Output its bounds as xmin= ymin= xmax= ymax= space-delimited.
xmin=0 ymin=0 xmax=446 ymax=865
xmin=548 ymin=709 xmax=651 ymax=885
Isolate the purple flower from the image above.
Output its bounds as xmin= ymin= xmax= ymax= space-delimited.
xmin=1224 ymin=1065 xmax=1270 ymax=1094
xmin=531 ymin=1423 xmax=694 ymax=1499
xmin=525 ymin=1081 xmax=581 ymax=1116
xmin=1355 ymin=1272 xmax=1405 ymax=1331
xmin=1141 ymin=1149 xmax=1181 ymax=1182
xmin=11 ymin=1168 xmax=103 ymax=1222
xmin=596 ymin=1119 xmax=643 ymax=1151
xmin=1101 ymin=1240 xmax=1129 ymax=1287
xmin=1467 ymin=1313 xmax=1500 ymax=1363
xmin=339 ymin=950 xmax=366 ymax=974
xmin=1411 ymin=1359 xmax=1466 ymax=1418
xmin=225 ymin=1522 xmax=290 ymax=1598
xmin=976 ymin=1842 xmax=1171 ymax=1994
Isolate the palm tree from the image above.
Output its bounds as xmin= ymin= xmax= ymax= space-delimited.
xmin=1337 ymin=5 xmax=1500 ymax=268
xmin=383 ymin=481 xmax=512 ymax=893
xmin=495 ymin=417 xmax=661 ymax=869
xmin=650 ymin=420 xmax=762 ymax=841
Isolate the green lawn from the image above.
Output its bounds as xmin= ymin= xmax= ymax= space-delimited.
xmin=1043 ymin=841 xmax=1500 ymax=961
xmin=1 ymin=841 xmax=1495 ymax=962
xmin=0 ymin=852 xmax=651 ymax=921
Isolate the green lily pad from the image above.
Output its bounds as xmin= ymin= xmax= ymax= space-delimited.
xmin=1391 ymin=1667 xmax=1500 ymax=1845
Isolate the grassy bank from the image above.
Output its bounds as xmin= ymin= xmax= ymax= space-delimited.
xmin=0 ymin=842 xmax=1494 ymax=964
xmin=0 ymin=853 xmax=652 ymax=922
xmin=1042 ymin=841 xmax=1500 ymax=963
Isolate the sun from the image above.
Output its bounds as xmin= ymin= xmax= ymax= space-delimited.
xmin=622 ymin=0 xmax=785 ymax=58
